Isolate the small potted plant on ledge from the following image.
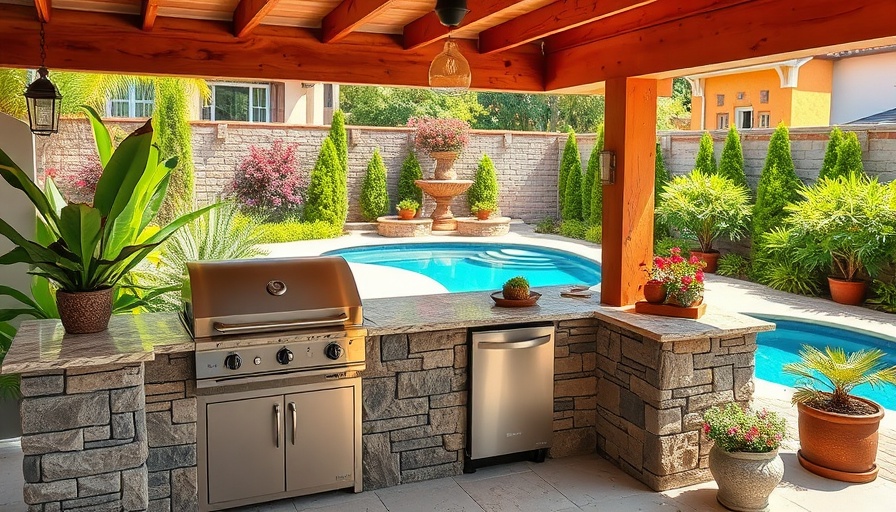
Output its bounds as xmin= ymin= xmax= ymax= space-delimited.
xmin=783 ymin=345 xmax=896 ymax=482
xmin=635 ymin=248 xmax=706 ymax=318
xmin=703 ymin=403 xmax=788 ymax=512
xmin=470 ymin=199 xmax=497 ymax=221
xmin=407 ymin=116 xmax=470 ymax=180
xmin=396 ymin=199 xmax=420 ymax=220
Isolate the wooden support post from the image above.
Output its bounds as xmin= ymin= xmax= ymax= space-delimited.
xmin=601 ymin=77 xmax=657 ymax=307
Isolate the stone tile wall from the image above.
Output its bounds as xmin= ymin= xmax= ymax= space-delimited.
xmin=18 ymin=364 xmax=149 ymax=511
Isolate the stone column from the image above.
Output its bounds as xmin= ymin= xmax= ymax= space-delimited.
xmin=19 ymin=363 xmax=149 ymax=511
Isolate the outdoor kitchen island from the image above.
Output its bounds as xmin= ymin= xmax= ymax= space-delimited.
xmin=2 ymin=286 xmax=773 ymax=511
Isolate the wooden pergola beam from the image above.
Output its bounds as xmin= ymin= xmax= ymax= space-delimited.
xmin=545 ymin=0 xmax=896 ymax=91
xmin=0 ymin=4 xmax=545 ymax=92
xmin=322 ymin=0 xmax=397 ymax=44
xmin=478 ymin=0 xmax=652 ymax=55
xmin=233 ymin=0 xmax=282 ymax=38
xmin=33 ymin=0 xmax=50 ymax=23
xmin=403 ymin=0 xmax=523 ymax=50
xmin=141 ymin=0 xmax=159 ymax=31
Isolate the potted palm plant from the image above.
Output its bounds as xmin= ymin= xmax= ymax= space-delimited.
xmin=783 ymin=345 xmax=896 ymax=482
xmin=656 ymin=170 xmax=751 ymax=273
xmin=0 ymin=107 xmax=216 ymax=334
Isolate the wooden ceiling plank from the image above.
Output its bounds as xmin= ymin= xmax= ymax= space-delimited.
xmin=403 ymin=0 xmax=524 ymax=50
xmin=33 ymin=0 xmax=50 ymax=23
xmin=545 ymin=0 xmax=754 ymax=54
xmin=479 ymin=0 xmax=653 ymax=55
xmin=233 ymin=0 xmax=282 ymax=38
xmin=322 ymin=0 xmax=398 ymax=44
xmin=141 ymin=0 xmax=159 ymax=31
xmin=0 ymin=4 xmax=544 ymax=92
xmin=545 ymin=0 xmax=896 ymax=91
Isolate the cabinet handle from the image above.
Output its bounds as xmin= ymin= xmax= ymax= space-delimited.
xmin=289 ymin=402 xmax=297 ymax=445
xmin=274 ymin=403 xmax=281 ymax=448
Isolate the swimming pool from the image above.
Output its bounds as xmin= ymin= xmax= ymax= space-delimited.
xmin=753 ymin=316 xmax=896 ymax=410
xmin=324 ymin=243 xmax=601 ymax=293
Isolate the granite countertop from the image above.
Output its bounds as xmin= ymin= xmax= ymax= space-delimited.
xmin=2 ymin=285 xmax=774 ymax=375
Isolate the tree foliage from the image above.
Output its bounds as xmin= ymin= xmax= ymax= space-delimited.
xmin=303 ymin=138 xmax=342 ymax=226
xmin=467 ymin=154 xmax=499 ymax=211
xmin=832 ymin=131 xmax=865 ymax=179
xmin=817 ymin=126 xmax=843 ymax=181
xmin=558 ymin=130 xmax=581 ymax=217
xmin=398 ymin=151 xmax=423 ymax=204
xmin=752 ymin=124 xmax=801 ymax=262
xmin=360 ymin=149 xmax=389 ymax=221
xmin=563 ymin=161 xmax=584 ymax=221
xmin=329 ymin=110 xmax=348 ymax=175
xmin=718 ymin=126 xmax=748 ymax=190
xmin=654 ymin=142 xmax=670 ymax=237
xmin=340 ymin=86 xmax=484 ymax=126
xmin=153 ymin=78 xmax=195 ymax=222
xmin=588 ymin=126 xmax=605 ymax=226
xmin=694 ymin=132 xmax=717 ymax=175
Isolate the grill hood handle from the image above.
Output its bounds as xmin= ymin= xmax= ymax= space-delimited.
xmin=213 ymin=313 xmax=348 ymax=334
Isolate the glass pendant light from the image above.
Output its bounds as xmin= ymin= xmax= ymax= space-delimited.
xmin=429 ymin=38 xmax=472 ymax=95
xmin=24 ymin=22 xmax=62 ymax=136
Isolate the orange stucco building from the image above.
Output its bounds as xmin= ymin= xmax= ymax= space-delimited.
xmin=688 ymin=58 xmax=833 ymax=130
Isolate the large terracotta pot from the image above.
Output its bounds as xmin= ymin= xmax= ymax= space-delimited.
xmin=796 ymin=398 xmax=883 ymax=483
xmin=56 ymin=287 xmax=114 ymax=334
xmin=827 ymin=277 xmax=867 ymax=306
xmin=643 ymin=281 xmax=667 ymax=304
xmin=430 ymin=151 xmax=459 ymax=180
xmin=709 ymin=445 xmax=784 ymax=512
xmin=691 ymin=249 xmax=720 ymax=273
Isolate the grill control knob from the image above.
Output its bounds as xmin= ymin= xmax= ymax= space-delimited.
xmin=276 ymin=348 xmax=294 ymax=365
xmin=324 ymin=343 xmax=344 ymax=360
xmin=223 ymin=354 xmax=241 ymax=371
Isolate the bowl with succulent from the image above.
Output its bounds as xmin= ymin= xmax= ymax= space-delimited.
xmin=491 ymin=276 xmax=540 ymax=307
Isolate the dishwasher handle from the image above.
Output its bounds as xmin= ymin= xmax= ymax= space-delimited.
xmin=477 ymin=334 xmax=552 ymax=350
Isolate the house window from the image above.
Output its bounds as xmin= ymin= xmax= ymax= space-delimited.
xmin=758 ymin=112 xmax=771 ymax=128
xmin=735 ymin=107 xmax=753 ymax=129
xmin=760 ymin=90 xmax=769 ymax=104
xmin=201 ymin=83 xmax=270 ymax=122
xmin=107 ymin=83 xmax=154 ymax=118
xmin=716 ymin=94 xmax=725 ymax=107
xmin=324 ymin=84 xmax=334 ymax=109
xmin=717 ymin=113 xmax=729 ymax=130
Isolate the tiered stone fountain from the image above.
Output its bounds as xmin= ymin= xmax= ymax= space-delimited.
xmin=415 ymin=152 xmax=472 ymax=231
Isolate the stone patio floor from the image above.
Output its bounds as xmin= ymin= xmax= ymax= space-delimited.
xmin=2 ymin=224 xmax=895 ymax=511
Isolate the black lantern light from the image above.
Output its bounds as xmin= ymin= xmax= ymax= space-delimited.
xmin=435 ymin=0 xmax=469 ymax=27
xmin=24 ymin=23 xmax=62 ymax=136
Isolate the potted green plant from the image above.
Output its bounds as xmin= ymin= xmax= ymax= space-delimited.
xmin=702 ymin=403 xmax=788 ymax=512
xmin=779 ymin=174 xmax=896 ymax=305
xmin=502 ymin=276 xmax=530 ymax=300
xmin=406 ymin=116 xmax=470 ymax=180
xmin=470 ymin=199 xmax=497 ymax=220
xmin=396 ymin=199 xmax=420 ymax=220
xmin=657 ymin=170 xmax=751 ymax=273
xmin=0 ymin=107 xmax=216 ymax=334
xmin=783 ymin=345 xmax=896 ymax=483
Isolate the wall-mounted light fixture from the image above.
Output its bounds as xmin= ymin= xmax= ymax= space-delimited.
xmin=24 ymin=23 xmax=62 ymax=136
xmin=600 ymin=151 xmax=616 ymax=184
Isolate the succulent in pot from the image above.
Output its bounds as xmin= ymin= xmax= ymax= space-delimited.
xmin=0 ymin=107 xmax=216 ymax=334
xmin=396 ymin=199 xmax=420 ymax=220
xmin=470 ymin=199 xmax=497 ymax=220
xmin=502 ymin=276 xmax=530 ymax=300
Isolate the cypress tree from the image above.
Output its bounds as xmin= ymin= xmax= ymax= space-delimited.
xmin=558 ymin=130 xmax=580 ymax=217
xmin=752 ymin=123 xmax=801 ymax=258
xmin=817 ymin=126 xmax=843 ymax=181
xmin=563 ymin=165 xmax=583 ymax=221
xmin=467 ymin=154 xmax=499 ymax=210
xmin=303 ymin=138 xmax=340 ymax=226
xmin=582 ymin=128 xmax=600 ymax=223
xmin=654 ymin=142 xmax=670 ymax=237
xmin=398 ymin=150 xmax=423 ymax=204
xmin=694 ymin=131 xmax=717 ymax=175
xmin=329 ymin=110 xmax=348 ymax=174
xmin=153 ymin=78 xmax=195 ymax=222
xmin=588 ymin=126 xmax=605 ymax=226
xmin=360 ymin=149 xmax=389 ymax=221
xmin=718 ymin=126 xmax=748 ymax=190
xmin=831 ymin=131 xmax=865 ymax=178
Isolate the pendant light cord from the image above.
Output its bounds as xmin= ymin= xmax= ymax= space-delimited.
xmin=39 ymin=22 xmax=47 ymax=67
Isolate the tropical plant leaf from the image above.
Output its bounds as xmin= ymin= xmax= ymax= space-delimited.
xmin=93 ymin=118 xmax=154 ymax=218
xmin=30 ymin=276 xmax=58 ymax=318
xmin=82 ymin=105 xmax=113 ymax=166
xmin=58 ymin=204 xmax=102 ymax=273
xmin=0 ymin=159 xmax=58 ymax=230
xmin=0 ymin=285 xmax=43 ymax=312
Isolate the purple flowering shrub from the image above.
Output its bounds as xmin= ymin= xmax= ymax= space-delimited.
xmin=230 ymin=140 xmax=306 ymax=221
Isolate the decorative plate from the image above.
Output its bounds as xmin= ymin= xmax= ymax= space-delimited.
xmin=490 ymin=291 xmax=542 ymax=307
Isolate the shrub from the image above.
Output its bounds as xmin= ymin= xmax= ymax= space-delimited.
xmin=868 ymin=279 xmax=896 ymax=313
xmin=832 ymin=130 xmax=864 ymax=179
xmin=817 ymin=126 xmax=843 ymax=181
xmin=716 ymin=253 xmax=751 ymax=280
xmin=407 ymin=116 xmax=470 ymax=153
xmin=588 ymin=125 xmax=605 ymax=226
xmin=694 ymin=131 xmax=717 ymax=175
xmin=57 ymin=158 xmax=103 ymax=205
xmin=329 ymin=110 xmax=348 ymax=174
xmin=398 ymin=151 xmax=423 ymax=204
xmin=360 ymin=149 xmax=389 ymax=221
xmin=654 ymin=142 xmax=670 ymax=237
xmin=303 ymin=138 xmax=342 ymax=226
xmin=470 ymin=199 xmax=497 ymax=213
xmin=563 ymin=162 xmax=584 ymax=221
xmin=254 ymin=220 xmax=344 ymax=244
xmin=231 ymin=140 xmax=306 ymax=221
xmin=535 ymin=217 xmax=559 ymax=234
xmin=585 ymin=225 xmax=602 ymax=244
xmin=718 ymin=126 xmax=748 ymax=190
xmin=702 ymin=403 xmax=787 ymax=453
xmin=467 ymin=154 xmax=499 ymax=210
xmin=752 ymin=124 xmax=800 ymax=261
xmin=559 ymin=130 xmax=581 ymax=216
xmin=559 ymin=219 xmax=587 ymax=239
xmin=755 ymin=228 xmax=823 ymax=295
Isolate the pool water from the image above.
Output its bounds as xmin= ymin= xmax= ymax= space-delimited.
xmin=324 ymin=243 xmax=601 ymax=293
xmin=754 ymin=317 xmax=896 ymax=410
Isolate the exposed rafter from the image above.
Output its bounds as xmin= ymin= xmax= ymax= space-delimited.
xmin=141 ymin=0 xmax=159 ymax=31
xmin=322 ymin=0 xmax=397 ymax=44
xmin=479 ymin=0 xmax=652 ymax=55
xmin=403 ymin=0 xmax=524 ymax=50
xmin=233 ymin=0 xmax=282 ymax=38
xmin=33 ymin=0 xmax=50 ymax=23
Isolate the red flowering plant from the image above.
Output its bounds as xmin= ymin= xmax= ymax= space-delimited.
xmin=407 ymin=116 xmax=470 ymax=153
xmin=229 ymin=140 xmax=306 ymax=221
xmin=702 ymin=403 xmax=788 ymax=453
xmin=642 ymin=247 xmax=706 ymax=306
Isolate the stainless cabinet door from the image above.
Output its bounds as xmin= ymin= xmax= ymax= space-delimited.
xmin=206 ymin=395 xmax=285 ymax=504
xmin=285 ymin=386 xmax=356 ymax=492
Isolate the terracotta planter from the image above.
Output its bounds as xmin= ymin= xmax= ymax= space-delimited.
xmin=643 ymin=281 xmax=667 ymax=304
xmin=665 ymin=294 xmax=703 ymax=308
xmin=475 ymin=210 xmax=492 ymax=220
xmin=796 ymin=398 xmax=883 ymax=483
xmin=56 ymin=287 xmax=114 ymax=334
xmin=827 ymin=277 xmax=867 ymax=306
xmin=398 ymin=209 xmax=417 ymax=220
xmin=709 ymin=445 xmax=784 ymax=512
xmin=430 ymin=151 xmax=459 ymax=180
xmin=691 ymin=249 xmax=720 ymax=273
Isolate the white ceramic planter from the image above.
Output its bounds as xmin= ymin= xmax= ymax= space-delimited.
xmin=709 ymin=445 xmax=784 ymax=512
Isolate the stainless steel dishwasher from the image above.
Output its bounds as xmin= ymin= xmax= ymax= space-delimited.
xmin=466 ymin=323 xmax=554 ymax=472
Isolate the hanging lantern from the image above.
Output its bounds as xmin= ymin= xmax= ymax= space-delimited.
xmin=429 ymin=40 xmax=471 ymax=95
xmin=24 ymin=23 xmax=62 ymax=136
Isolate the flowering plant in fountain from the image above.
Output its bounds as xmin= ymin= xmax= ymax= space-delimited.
xmin=649 ymin=247 xmax=706 ymax=306
xmin=407 ymin=117 xmax=470 ymax=153
xmin=703 ymin=403 xmax=788 ymax=453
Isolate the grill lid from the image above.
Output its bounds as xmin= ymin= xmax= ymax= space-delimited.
xmin=183 ymin=256 xmax=362 ymax=338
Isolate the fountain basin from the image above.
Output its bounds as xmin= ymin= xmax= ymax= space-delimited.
xmin=415 ymin=179 xmax=473 ymax=231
